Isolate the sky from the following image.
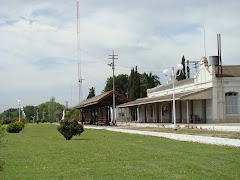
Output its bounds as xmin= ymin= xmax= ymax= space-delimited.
xmin=0 ymin=0 xmax=240 ymax=112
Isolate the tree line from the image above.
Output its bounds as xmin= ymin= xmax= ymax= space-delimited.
xmin=0 ymin=97 xmax=65 ymax=124
xmin=87 ymin=55 xmax=189 ymax=100
xmin=88 ymin=67 xmax=161 ymax=101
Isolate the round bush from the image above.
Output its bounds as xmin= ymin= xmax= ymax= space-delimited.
xmin=58 ymin=119 xmax=84 ymax=140
xmin=7 ymin=122 xmax=25 ymax=133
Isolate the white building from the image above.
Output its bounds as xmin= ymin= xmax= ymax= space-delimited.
xmin=118 ymin=57 xmax=240 ymax=124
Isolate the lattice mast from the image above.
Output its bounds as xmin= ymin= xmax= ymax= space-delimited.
xmin=76 ymin=1 xmax=82 ymax=103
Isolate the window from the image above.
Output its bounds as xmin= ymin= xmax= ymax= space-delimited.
xmin=225 ymin=92 xmax=238 ymax=114
xmin=119 ymin=112 xmax=125 ymax=117
xmin=162 ymin=106 xmax=169 ymax=116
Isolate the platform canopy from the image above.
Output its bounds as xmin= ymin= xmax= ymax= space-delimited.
xmin=117 ymin=88 xmax=212 ymax=108
xmin=74 ymin=90 xmax=130 ymax=109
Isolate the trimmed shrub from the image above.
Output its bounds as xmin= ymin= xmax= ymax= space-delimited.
xmin=7 ymin=122 xmax=25 ymax=133
xmin=58 ymin=119 xmax=84 ymax=140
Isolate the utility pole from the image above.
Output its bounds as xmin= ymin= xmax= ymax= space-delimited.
xmin=108 ymin=51 xmax=118 ymax=125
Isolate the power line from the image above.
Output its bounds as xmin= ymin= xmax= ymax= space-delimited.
xmin=79 ymin=48 xmax=110 ymax=63
xmin=82 ymin=71 xmax=105 ymax=89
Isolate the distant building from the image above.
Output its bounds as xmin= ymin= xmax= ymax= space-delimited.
xmin=118 ymin=57 xmax=240 ymax=123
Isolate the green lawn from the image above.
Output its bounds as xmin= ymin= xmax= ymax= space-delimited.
xmin=0 ymin=123 xmax=240 ymax=179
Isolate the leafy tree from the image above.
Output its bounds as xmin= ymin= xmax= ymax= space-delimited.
xmin=104 ymin=76 xmax=114 ymax=92
xmin=140 ymin=73 xmax=148 ymax=98
xmin=104 ymin=74 xmax=129 ymax=96
xmin=48 ymin=97 xmax=57 ymax=123
xmin=140 ymin=72 xmax=161 ymax=98
xmin=87 ymin=87 xmax=95 ymax=99
xmin=46 ymin=97 xmax=64 ymax=123
xmin=115 ymin=74 xmax=129 ymax=96
xmin=24 ymin=106 xmax=36 ymax=122
xmin=65 ymin=109 xmax=79 ymax=120
xmin=176 ymin=55 xmax=187 ymax=81
xmin=0 ymin=108 xmax=18 ymax=122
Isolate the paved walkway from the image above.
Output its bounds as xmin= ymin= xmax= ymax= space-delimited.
xmin=115 ymin=122 xmax=240 ymax=132
xmin=84 ymin=124 xmax=240 ymax=147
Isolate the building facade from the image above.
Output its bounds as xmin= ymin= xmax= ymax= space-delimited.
xmin=118 ymin=57 xmax=240 ymax=123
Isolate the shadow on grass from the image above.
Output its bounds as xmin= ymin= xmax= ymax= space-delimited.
xmin=72 ymin=138 xmax=91 ymax=141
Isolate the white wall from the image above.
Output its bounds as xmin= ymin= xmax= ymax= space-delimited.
xmin=206 ymin=99 xmax=212 ymax=123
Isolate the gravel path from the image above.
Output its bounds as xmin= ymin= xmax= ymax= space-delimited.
xmin=85 ymin=126 xmax=240 ymax=147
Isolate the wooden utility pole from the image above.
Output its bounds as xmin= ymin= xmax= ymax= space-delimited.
xmin=108 ymin=51 xmax=118 ymax=125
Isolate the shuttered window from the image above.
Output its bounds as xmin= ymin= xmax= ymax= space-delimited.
xmin=225 ymin=92 xmax=238 ymax=114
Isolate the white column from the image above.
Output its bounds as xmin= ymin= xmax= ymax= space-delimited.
xmin=160 ymin=104 xmax=163 ymax=123
xmin=153 ymin=104 xmax=155 ymax=123
xmin=120 ymin=108 xmax=123 ymax=123
xmin=137 ymin=106 xmax=140 ymax=122
xmin=125 ymin=108 xmax=127 ymax=123
xmin=130 ymin=109 xmax=132 ymax=122
xmin=187 ymin=100 xmax=189 ymax=124
xmin=146 ymin=105 xmax=149 ymax=123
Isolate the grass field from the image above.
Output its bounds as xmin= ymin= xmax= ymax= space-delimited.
xmin=0 ymin=123 xmax=240 ymax=179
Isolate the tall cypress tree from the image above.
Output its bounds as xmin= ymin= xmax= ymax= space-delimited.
xmin=128 ymin=68 xmax=134 ymax=100
xmin=128 ymin=66 xmax=141 ymax=101
xmin=87 ymin=87 xmax=95 ymax=99
xmin=176 ymin=55 xmax=187 ymax=81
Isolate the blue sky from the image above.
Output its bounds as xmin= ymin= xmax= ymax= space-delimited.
xmin=0 ymin=0 xmax=240 ymax=112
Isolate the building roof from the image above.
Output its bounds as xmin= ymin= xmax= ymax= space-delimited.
xmin=74 ymin=90 xmax=130 ymax=109
xmin=117 ymin=88 xmax=212 ymax=108
xmin=215 ymin=65 xmax=240 ymax=77
xmin=147 ymin=78 xmax=194 ymax=94
xmin=148 ymin=65 xmax=240 ymax=95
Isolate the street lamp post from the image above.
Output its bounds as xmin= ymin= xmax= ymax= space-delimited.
xmin=163 ymin=64 xmax=183 ymax=130
xmin=18 ymin=100 xmax=21 ymax=122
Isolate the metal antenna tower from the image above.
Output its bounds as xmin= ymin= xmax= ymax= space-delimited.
xmin=76 ymin=1 xmax=83 ymax=103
